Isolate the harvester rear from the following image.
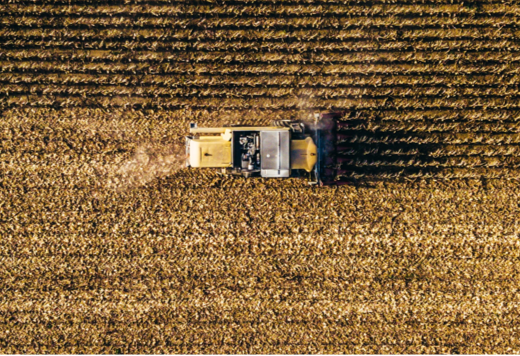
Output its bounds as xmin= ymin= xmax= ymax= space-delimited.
xmin=185 ymin=112 xmax=352 ymax=186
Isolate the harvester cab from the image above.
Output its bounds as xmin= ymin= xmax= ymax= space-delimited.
xmin=185 ymin=112 xmax=351 ymax=185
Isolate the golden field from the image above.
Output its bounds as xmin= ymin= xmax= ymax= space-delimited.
xmin=1 ymin=0 xmax=520 ymax=353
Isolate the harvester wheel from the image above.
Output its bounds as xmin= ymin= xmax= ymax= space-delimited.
xmin=272 ymin=119 xmax=292 ymax=127
xmin=272 ymin=120 xmax=305 ymax=133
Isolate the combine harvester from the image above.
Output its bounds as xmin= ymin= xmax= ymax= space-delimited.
xmin=185 ymin=112 xmax=352 ymax=186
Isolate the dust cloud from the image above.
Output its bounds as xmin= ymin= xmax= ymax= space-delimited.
xmin=103 ymin=142 xmax=186 ymax=191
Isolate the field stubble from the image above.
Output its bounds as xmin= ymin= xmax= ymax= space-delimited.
xmin=2 ymin=108 xmax=520 ymax=353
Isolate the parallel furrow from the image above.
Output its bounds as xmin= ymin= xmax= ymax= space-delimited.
xmin=0 ymin=1 xmax=520 ymax=17
xmin=3 ymin=96 xmax=520 ymax=110
xmin=2 ymin=16 xmax=520 ymax=30
xmin=2 ymin=49 xmax=520 ymax=65
xmin=1 ymin=4 xmax=518 ymax=17
xmin=345 ymin=133 xmax=520 ymax=145
xmin=339 ymin=156 xmax=520 ymax=168
xmin=342 ymin=121 xmax=520 ymax=133
xmin=341 ymin=167 xmax=520 ymax=179
xmin=3 ymin=39 xmax=520 ymax=53
xmin=2 ymin=28 xmax=519 ymax=42
xmin=337 ymin=144 xmax=520 ymax=158
xmin=2 ymin=85 xmax=520 ymax=100
xmin=363 ymin=111 xmax=520 ymax=122
xmin=2 ymin=62 xmax=519 ymax=76
xmin=2 ymin=73 xmax=519 ymax=89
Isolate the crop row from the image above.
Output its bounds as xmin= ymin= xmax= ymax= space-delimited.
xmin=4 ymin=39 xmax=520 ymax=53
xmin=2 ymin=24 xmax=519 ymax=39
xmin=5 ymin=96 xmax=520 ymax=110
xmin=3 ymin=84 xmax=520 ymax=98
xmin=3 ymin=28 xmax=519 ymax=43
xmin=0 ymin=56 xmax=515 ymax=67
xmin=4 ymin=95 xmax=520 ymax=110
xmin=2 ymin=61 xmax=518 ymax=76
xmin=340 ymin=144 xmax=520 ymax=157
xmin=355 ymin=110 xmax=520 ymax=122
xmin=343 ymin=167 xmax=520 ymax=179
xmin=343 ymin=121 xmax=520 ymax=133
xmin=2 ymin=15 xmax=519 ymax=30
xmin=3 ymin=48 xmax=520 ymax=65
xmin=345 ymin=133 xmax=520 ymax=145
xmin=337 ymin=156 xmax=520 ymax=168
xmin=2 ymin=4 xmax=518 ymax=17
xmin=3 ymin=73 xmax=520 ymax=91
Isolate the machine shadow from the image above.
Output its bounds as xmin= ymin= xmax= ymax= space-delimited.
xmin=335 ymin=111 xmax=444 ymax=184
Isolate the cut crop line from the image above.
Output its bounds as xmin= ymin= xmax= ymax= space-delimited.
xmin=340 ymin=153 xmax=520 ymax=159
xmin=2 ymin=79 xmax=520 ymax=90
xmin=2 ymin=22 xmax=520 ymax=30
xmin=2 ymin=65 xmax=519 ymax=76
xmin=2 ymin=56 xmax=520 ymax=67
xmin=1 ymin=341 xmax=514 ymax=349
xmin=3 ymin=41 xmax=520 ymax=53
xmin=2 ymin=252 xmax=520 ymax=259
xmin=4 ymin=91 xmax=520 ymax=100
xmin=3 ymin=34 xmax=520 ymax=43
xmin=5 ymin=99 xmax=520 ymax=110
xmin=1 ymin=27 xmax=518 ymax=41
xmin=1 ymin=10 xmax=519 ymax=19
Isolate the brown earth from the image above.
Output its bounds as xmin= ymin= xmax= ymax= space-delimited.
xmin=2 ymin=0 xmax=520 ymax=353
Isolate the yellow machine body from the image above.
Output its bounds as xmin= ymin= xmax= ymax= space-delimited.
xmin=291 ymin=137 xmax=318 ymax=172
xmin=188 ymin=136 xmax=232 ymax=168
xmin=187 ymin=127 xmax=318 ymax=172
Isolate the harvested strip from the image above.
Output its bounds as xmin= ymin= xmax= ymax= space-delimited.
xmin=2 ymin=4 xmax=519 ymax=17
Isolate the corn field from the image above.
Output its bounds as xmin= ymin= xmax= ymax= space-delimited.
xmin=1 ymin=0 xmax=520 ymax=353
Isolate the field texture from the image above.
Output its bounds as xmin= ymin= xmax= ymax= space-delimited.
xmin=2 ymin=0 xmax=520 ymax=353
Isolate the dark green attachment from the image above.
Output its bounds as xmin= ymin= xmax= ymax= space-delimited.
xmin=311 ymin=112 xmax=353 ymax=186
